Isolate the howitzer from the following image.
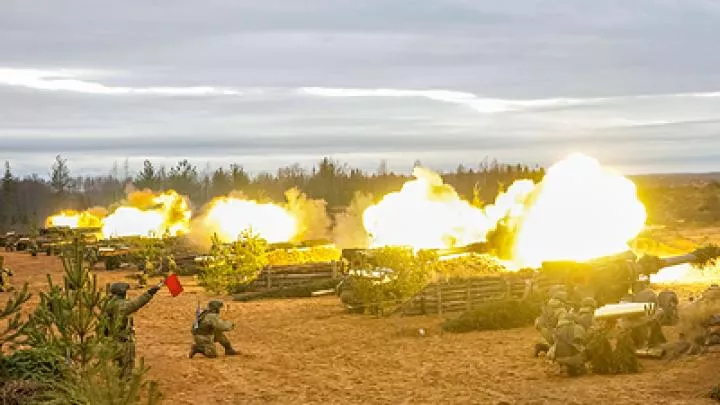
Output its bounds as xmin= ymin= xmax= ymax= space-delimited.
xmin=533 ymin=245 xmax=720 ymax=308
xmin=38 ymin=227 xmax=100 ymax=255
xmin=268 ymin=239 xmax=334 ymax=250
xmin=341 ymin=242 xmax=492 ymax=267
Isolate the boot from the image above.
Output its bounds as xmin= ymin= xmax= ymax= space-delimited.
xmin=189 ymin=345 xmax=203 ymax=359
xmin=223 ymin=345 xmax=240 ymax=356
xmin=534 ymin=343 xmax=550 ymax=357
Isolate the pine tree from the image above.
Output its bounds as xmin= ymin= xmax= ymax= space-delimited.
xmin=50 ymin=155 xmax=73 ymax=195
xmin=0 ymin=282 xmax=31 ymax=350
xmin=23 ymin=235 xmax=161 ymax=404
xmin=134 ymin=160 xmax=158 ymax=190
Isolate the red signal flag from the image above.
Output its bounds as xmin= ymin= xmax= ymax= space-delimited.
xmin=164 ymin=273 xmax=184 ymax=297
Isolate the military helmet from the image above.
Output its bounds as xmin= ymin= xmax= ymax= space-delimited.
xmin=551 ymin=290 xmax=568 ymax=301
xmin=208 ymin=300 xmax=224 ymax=312
xmin=548 ymin=298 xmax=565 ymax=309
xmin=109 ymin=282 xmax=130 ymax=297
xmin=555 ymin=308 xmax=570 ymax=324
xmin=581 ymin=297 xmax=597 ymax=308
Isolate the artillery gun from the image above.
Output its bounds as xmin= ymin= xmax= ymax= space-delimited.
xmin=87 ymin=236 xmax=146 ymax=270
xmin=337 ymin=243 xmax=493 ymax=312
xmin=2 ymin=232 xmax=28 ymax=252
xmin=340 ymin=242 xmax=491 ymax=269
xmin=530 ymin=246 xmax=720 ymax=318
xmin=37 ymin=226 xmax=100 ymax=256
xmin=532 ymin=246 xmax=720 ymax=363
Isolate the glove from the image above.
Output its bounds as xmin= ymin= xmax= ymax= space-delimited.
xmin=147 ymin=285 xmax=161 ymax=296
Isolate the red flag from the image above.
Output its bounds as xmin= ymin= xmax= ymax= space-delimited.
xmin=163 ymin=273 xmax=184 ymax=297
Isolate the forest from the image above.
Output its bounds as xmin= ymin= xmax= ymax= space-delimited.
xmin=0 ymin=155 xmax=545 ymax=232
xmin=0 ymin=154 xmax=718 ymax=233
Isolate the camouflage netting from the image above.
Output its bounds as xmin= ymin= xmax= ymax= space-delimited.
xmin=441 ymin=300 xmax=540 ymax=333
xmin=232 ymin=279 xmax=338 ymax=302
xmin=692 ymin=244 xmax=720 ymax=267
xmin=267 ymin=245 xmax=341 ymax=266
xmin=434 ymin=254 xmax=507 ymax=279
xmin=587 ymin=331 xmax=615 ymax=374
xmin=613 ymin=329 xmax=640 ymax=374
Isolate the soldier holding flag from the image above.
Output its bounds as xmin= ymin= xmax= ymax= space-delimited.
xmin=105 ymin=273 xmax=184 ymax=378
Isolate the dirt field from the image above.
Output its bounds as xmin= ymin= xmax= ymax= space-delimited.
xmin=3 ymin=252 xmax=720 ymax=405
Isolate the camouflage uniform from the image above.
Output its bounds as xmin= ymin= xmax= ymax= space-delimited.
xmin=0 ymin=256 xmax=13 ymax=292
xmin=550 ymin=312 xmax=588 ymax=376
xmin=576 ymin=297 xmax=597 ymax=331
xmin=138 ymin=258 xmax=153 ymax=287
xmin=29 ymin=240 xmax=38 ymax=257
xmin=535 ymin=288 xmax=569 ymax=351
xmin=104 ymin=282 xmax=159 ymax=377
xmin=167 ymin=255 xmax=177 ymax=273
xmin=190 ymin=300 xmax=239 ymax=358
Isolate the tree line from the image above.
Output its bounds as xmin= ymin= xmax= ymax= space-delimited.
xmin=0 ymin=155 xmax=545 ymax=232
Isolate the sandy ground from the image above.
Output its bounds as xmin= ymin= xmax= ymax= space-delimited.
xmin=2 ymin=252 xmax=720 ymax=405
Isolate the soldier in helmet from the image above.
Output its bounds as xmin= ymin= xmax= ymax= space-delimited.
xmin=104 ymin=281 xmax=160 ymax=377
xmin=137 ymin=257 xmax=152 ymax=287
xmin=189 ymin=300 xmax=240 ymax=358
xmin=550 ymin=311 xmax=588 ymax=376
xmin=534 ymin=286 xmax=569 ymax=356
xmin=576 ymin=297 xmax=597 ymax=330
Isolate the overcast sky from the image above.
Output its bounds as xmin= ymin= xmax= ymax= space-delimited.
xmin=2 ymin=0 xmax=720 ymax=177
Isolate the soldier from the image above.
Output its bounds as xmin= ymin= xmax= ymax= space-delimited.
xmin=189 ymin=300 xmax=240 ymax=358
xmin=29 ymin=239 xmax=38 ymax=257
xmin=104 ymin=282 xmax=160 ymax=377
xmin=167 ymin=254 xmax=177 ymax=274
xmin=534 ymin=287 xmax=569 ymax=356
xmin=0 ymin=256 xmax=13 ymax=292
xmin=633 ymin=282 xmax=658 ymax=305
xmin=550 ymin=311 xmax=588 ymax=376
xmin=137 ymin=257 xmax=152 ymax=287
xmin=576 ymin=297 xmax=597 ymax=330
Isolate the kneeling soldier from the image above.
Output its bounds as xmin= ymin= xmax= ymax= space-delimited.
xmin=190 ymin=300 xmax=239 ymax=358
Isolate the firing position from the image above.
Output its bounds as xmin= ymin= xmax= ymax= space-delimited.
xmin=189 ymin=300 xmax=240 ymax=358
xmin=104 ymin=281 xmax=160 ymax=377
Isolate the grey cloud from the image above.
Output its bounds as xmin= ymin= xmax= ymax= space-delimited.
xmin=2 ymin=0 xmax=720 ymax=176
xmin=3 ymin=0 xmax=720 ymax=96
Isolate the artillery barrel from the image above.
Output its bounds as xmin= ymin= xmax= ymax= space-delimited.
xmin=658 ymin=254 xmax=698 ymax=268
